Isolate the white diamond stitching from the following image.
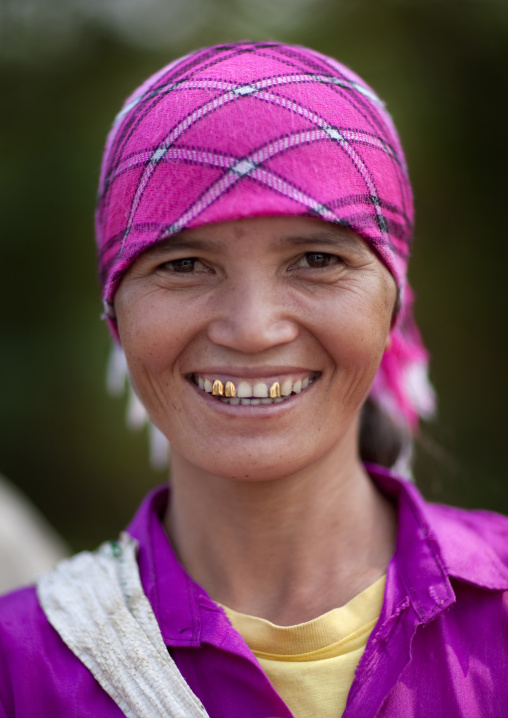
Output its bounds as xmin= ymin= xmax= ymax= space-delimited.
xmin=231 ymin=159 xmax=256 ymax=176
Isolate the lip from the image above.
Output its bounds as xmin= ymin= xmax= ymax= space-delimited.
xmin=186 ymin=371 xmax=319 ymax=413
xmin=186 ymin=366 xmax=318 ymax=380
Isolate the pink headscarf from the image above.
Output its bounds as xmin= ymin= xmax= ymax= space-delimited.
xmin=96 ymin=41 xmax=434 ymax=431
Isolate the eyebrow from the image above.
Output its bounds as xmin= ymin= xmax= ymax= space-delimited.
xmin=277 ymin=230 xmax=367 ymax=254
xmin=142 ymin=226 xmax=367 ymax=257
xmin=142 ymin=237 xmax=223 ymax=257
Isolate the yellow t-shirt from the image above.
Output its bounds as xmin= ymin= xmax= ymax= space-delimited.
xmin=221 ymin=575 xmax=386 ymax=718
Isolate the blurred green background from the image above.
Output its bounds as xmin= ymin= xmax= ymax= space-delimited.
xmin=1 ymin=0 xmax=507 ymax=551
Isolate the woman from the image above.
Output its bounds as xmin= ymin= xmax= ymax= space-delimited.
xmin=1 ymin=41 xmax=507 ymax=718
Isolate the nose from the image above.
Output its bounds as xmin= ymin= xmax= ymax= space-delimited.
xmin=206 ymin=277 xmax=299 ymax=354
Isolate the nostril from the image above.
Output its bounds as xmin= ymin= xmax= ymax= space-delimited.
xmin=207 ymin=317 xmax=298 ymax=353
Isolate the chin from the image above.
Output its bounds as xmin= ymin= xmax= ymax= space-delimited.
xmin=183 ymin=446 xmax=307 ymax=482
xmin=171 ymin=427 xmax=353 ymax=483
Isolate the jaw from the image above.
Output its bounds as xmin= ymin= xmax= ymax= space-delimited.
xmin=153 ymin=368 xmax=365 ymax=485
xmin=168 ymin=404 xmax=364 ymax=485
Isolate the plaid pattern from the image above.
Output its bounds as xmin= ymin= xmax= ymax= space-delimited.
xmin=96 ymin=41 xmax=433 ymax=429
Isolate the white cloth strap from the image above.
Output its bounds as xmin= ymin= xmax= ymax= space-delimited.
xmin=37 ymin=533 xmax=210 ymax=718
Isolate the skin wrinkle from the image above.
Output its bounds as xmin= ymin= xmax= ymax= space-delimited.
xmin=122 ymin=314 xmax=178 ymax=421
xmin=115 ymin=215 xmax=398 ymax=624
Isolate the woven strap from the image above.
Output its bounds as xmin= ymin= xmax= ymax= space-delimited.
xmin=37 ymin=533 xmax=209 ymax=718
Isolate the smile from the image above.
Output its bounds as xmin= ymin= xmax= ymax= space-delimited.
xmin=191 ymin=373 xmax=320 ymax=405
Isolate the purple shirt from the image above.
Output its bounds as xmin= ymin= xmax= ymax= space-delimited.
xmin=1 ymin=465 xmax=508 ymax=717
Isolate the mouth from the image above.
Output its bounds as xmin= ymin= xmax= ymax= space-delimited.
xmin=190 ymin=372 xmax=320 ymax=405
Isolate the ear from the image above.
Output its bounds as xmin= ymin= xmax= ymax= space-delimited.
xmin=384 ymin=333 xmax=392 ymax=353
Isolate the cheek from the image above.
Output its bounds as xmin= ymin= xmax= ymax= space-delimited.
xmin=118 ymin=296 xmax=193 ymax=381
xmin=319 ymin=290 xmax=392 ymax=369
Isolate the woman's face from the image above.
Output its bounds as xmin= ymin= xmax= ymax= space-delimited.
xmin=115 ymin=216 xmax=397 ymax=481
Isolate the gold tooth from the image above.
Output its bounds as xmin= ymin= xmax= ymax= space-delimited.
xmin=212 ymin=379 xmax=224 ymax=396
xmin=269 ymin=381 xmax=281 ymax=399
xmin=224 ymin=381 xmax=236 ymax=398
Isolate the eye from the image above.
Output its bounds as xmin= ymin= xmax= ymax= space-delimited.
xmin=160 ymin=257 xmax=202 ymax=273
xmin=293 ymin=252 xmax=342 ymax=269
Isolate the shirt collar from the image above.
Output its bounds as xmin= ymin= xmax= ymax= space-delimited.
xmin=126 ymin=486 xmax=247 ymax=651
xmin=126 ymin=469 xmax=508 ymax=642
xmin=367 ymin=464 xmax=508 ymax=624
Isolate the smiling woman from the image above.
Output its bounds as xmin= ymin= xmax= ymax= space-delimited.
xmin=115 ymin=217 xmax=397 ymax=486
xmin=1 ymin=41 xmax=508 ymax=718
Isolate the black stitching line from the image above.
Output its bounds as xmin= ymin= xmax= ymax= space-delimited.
xmin=99 ymin=45 xmax=256 ymax=218
xmin=122 ymin=82 xmax=391 ymax=251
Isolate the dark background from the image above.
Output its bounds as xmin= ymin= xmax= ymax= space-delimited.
xmin=1 ymin=0 xmax=507 ymax=550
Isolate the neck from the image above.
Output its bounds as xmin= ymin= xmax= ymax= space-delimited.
xmin=165 ymin=430 xmax=396 ymax=626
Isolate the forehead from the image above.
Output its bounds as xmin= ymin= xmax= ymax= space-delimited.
xmin=139 ymin=215 xmax=374 ymax=259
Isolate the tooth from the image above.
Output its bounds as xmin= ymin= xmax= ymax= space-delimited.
xmin=204 ymin=379 xmax=213 ymax=393
xmin=224 ymin=381 xmax=236 ymax=398
xmin=197 ymin=376 xmax=205 ymax=390
xmin=261 ymin=398 xmax=272 ymax=404
xmin=274 ymin=397 xmax=284 ymax=403
xmin=240 ymin=398 xmax=251 ymax=405
xmin=253 ymin=382 xmax=268 ymax=398
xmin=302 ymin=377 xmax=309 ymax=389
xmin=293 ymin=380 xmax=302 ymax=394
xmin=237 ymin=381 xmax=253 ymax=398
xmin=229 ymin=398 xmax=240 ymax=405
xmin=281 ymin=379 xmax=292 ymax=396
xmin=269 ymin=382 xmax=281 ymax=398
xmin=250 ymin=399 xmax=261 ymax=405
xmin=212 ymin=379 xmax=224 ymax=396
